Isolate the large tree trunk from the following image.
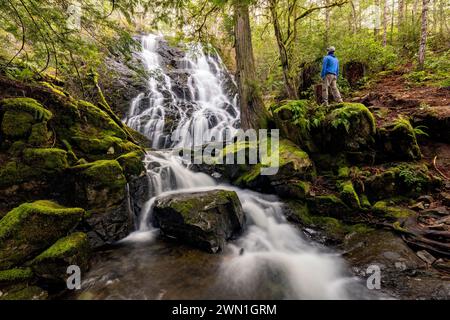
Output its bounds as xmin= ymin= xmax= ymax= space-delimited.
xmin=382 ymin=0 xmax=388 ymax=46
xmin=269 ymin=0 xmax=297 ymax=99
xmin=418 ymin=0 xmax=430 ymax=69
xmin=234 ymin=2 xmax=269 ymax=130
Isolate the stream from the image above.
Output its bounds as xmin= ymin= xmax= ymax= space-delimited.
xmin=72 ymin=34 xmax=376 ymax=300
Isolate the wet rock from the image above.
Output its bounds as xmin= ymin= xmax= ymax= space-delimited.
xmin=0 ymin=201 xmax=85 ymax=270
xmin=342 ymin=230 xmax=449 ymax=299
xmin=68 ymin=160 xmax=135 ymax=247
xmin=153 ymin=189 xmax=245 ymax=253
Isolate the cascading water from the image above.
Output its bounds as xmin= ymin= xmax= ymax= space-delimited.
xmin=76 ymin=35 xmax=372 ymax=300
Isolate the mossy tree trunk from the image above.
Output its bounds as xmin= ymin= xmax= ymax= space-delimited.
xmin=418 ymin=0 xmax=430 ymax=69
xmin=233 ymin=1 xmax=270 ymax=130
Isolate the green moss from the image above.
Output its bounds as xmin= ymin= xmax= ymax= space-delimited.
xmin=0 ymin=161 xmax=35 ymax=188
xmin=0 ymin=200 xmax=85 ymax=269
xmin=339 ymin=181 xmax=361 ymax=208
xmin=372 ymin=201 xmax=415 ymax=219
xmin=338 ymin=166 xmax=350 ymax=179
xmin=71 ymin=134 xmax=124 ymax=155
xmin=8 ymin=140 xmax=26 ymax=156
xmin=290 ymin=201 xmax=372 ymax=237
xmin=0 ymin=268 xmax=33 ymax=283
xmin=76 ymin=100 xmax=126 ymax=139
xmin=39 ymin=81 xmax=66 ymax=96
xmin=360 ymin=194 xmax=371 ymax=208
xmin=28 ymin=122 xmax=50 ymax=146
xmin=330 ymin=103 xmax=376 ymax=134
xmin=307 ymin=194 xmax=352 ymax=218
xmin=23 ymin=148 xmax=68 ymax=172
xmin=0 ymin=285 xmax=48 ymax=300
xmin=1 ymin=111 xmax=34 ymax=138
xmin=116 ymin=150 xmax=145 ymax=178
xmin=74 ymin=159 xmax=126 ymax=190
xmin=378 ymin=117 xmax=422 ymax=160
xmin=0 ymin=98 xmax=52 ymax=121
xmin=31 ymin=232 xmax=89 ymax=263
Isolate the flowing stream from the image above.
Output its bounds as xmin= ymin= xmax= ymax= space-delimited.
xmin=73 ymin=35 xmax=372 ymax=300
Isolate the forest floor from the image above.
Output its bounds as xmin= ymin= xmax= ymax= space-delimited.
xmin=351 ymin=68 xmax=450 ymax=179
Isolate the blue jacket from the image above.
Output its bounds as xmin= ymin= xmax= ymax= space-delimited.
xmin=321 ymin=53 xmax=339 ymax=78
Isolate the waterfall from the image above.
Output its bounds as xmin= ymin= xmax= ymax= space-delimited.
xmin=122 ymin=35 xmax=367 ymax=299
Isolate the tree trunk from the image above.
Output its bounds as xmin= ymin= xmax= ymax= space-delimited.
xmin=234 ymin=2 xmax=269 ymax=130
xmin=382 ymin=0 xmax=388 ymax=46
xmin=418 ymin=0 xmax=430 ymax=69
xmin=398 ymin=0 xmax=405 ymax=29
xmin=269 ymin=0 xmax=297 ymax=99
xmin=325 ymin=0 xmax=330 ymax=45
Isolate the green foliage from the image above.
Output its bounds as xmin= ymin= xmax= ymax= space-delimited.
xmin=329 ymin=103 xmax=376 ymax=134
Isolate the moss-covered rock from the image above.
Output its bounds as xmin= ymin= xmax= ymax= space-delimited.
xmin=306 ymin=194 xmax=352 ymax=219
xmin=339 ymin=181 xmax=361 ymax=209
xmin=28 ymin=122 xmax=51 ymax=146
xmin=153 ymin=189 xmax=245 ymax=253
xmin=116 ymin=150 xmax=146 ymax=179
xmin=29 ymin=232 xmax=90 ymax=284
xmin=0 ymin=268 xmax=33 ymax=285
xmin=1 ymin=111 xmax=35 ymax=138
xmin=320 ymin=103 xmax=376 ymax=157
xmin=372 ymin=200 xmax=415 ymax=219
xmin=70 ymin=160 xmax=127 ymax=209
xmin=23 ymin=148 xmax=68 ymax=172
xmin=0 ymin=200 xmax=85 ymax=270
xmin=377 ymin=117 xmax=421 ymax=161
xmin=364 ymin=163 xmax=442 ymax=201
xmin=0 ymin=284 xmax=48 ymax=300
xmin=0 ymin=98 xmax=53 ymax=122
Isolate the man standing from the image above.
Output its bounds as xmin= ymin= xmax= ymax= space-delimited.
xmin=321 ymin=46 xmax=343 ymax=106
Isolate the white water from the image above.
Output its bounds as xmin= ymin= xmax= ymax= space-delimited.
xmin=123 ymin=35 xmax=364 ymax=299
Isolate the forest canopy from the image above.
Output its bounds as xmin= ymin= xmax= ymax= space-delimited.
xmin=1 ymin=0 xmax=449 ymax=101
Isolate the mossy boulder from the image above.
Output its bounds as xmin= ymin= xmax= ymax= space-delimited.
xmin=0 ymin=284 xmax=48 ymax=300
xmin=28 ymin=122 xmax=51 ymax=146
xmin=0 ymin=201 xmax=85 ymax=270
xmin=372 ymin=201 xmax=416 ymax=220
xmin=69 ymin=160 xmax=132 ymax=247
xmin=306 ymin=194 xmax=352 ymax=219
xmin=116 ymin=150 xmax=146 ymax=179
xmin=70 ymin=160 xmax=127 ymax=209
xmin=0 ymin=98 xmax=53 ymax=122
xmin=320 ymin=103 xmax=376 ymax=158
xmin=23 ymin=148 xmax=68 ymax=172
xmin=363 ymin=163 xmax=442 ymax=201
xmin=29 ymin=232 xmax=90 ymax=285
xmin=225 ymin=139 xmax=315 ymax=194
xmin=0 ymin=98 xmax=52 ymax=140
xmin=338 ymin=181 xmax=361 ymax=209
xmin=153 ymin=189 xmax=245 ymax=253
xmin=376 ymin=118 xmax=421 ymax=161
xmin=0 ymin=267 xmax=33 ymax=285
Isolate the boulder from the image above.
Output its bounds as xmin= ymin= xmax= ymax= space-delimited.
xmin=411 ymin=106 xmax=450 ymax=143
xmin=320 ymin=103 xmax=376 ymax=157
xmin=68 ymin=160 xmax=134 ymax=247
xmin=29 ymin=232 xmax=90 ymax=285
xmin=153 ymin=189 xmax=245 ymax=253
xmin=0 ymin=201 xmax=85 ymax=270
xmin=363 ymin=163 xmax=442 ymax=201
xmin=376 ymin=118 xmax=422 ymax=161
